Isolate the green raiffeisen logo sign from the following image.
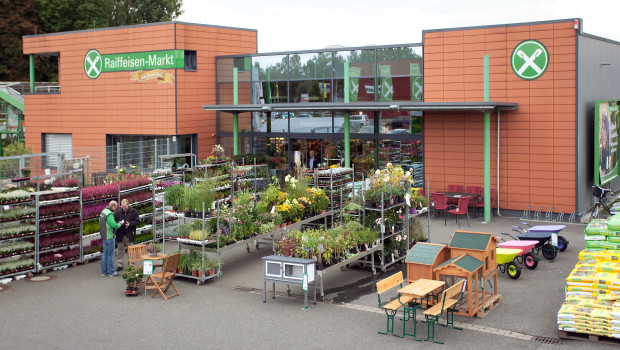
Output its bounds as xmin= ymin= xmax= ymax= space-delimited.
xmin=84 ymin=49 xmax=184 ymax=79
xmin=511 ymin=40 xmax=549 ymax=80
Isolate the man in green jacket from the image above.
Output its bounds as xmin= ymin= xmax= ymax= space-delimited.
xmin=100 ymin=201 xmax=121 ymax=276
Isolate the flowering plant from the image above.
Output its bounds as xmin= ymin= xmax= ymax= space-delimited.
xmin=410 ymin=187 xmax=428 ymax=208
xmin=276 ymin=202 xmax=292 ymax=222
xmin=307 ymin=187 xmax=329 ymax=214
xmin=51 ymin=178 xmax=79 ymax=188
xmin=366 ymin=163 xmax=412 ymax=202
xmin=211 ymin=144 xmax=225 ymax=160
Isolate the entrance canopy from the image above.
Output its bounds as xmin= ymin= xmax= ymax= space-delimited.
xmin=202 ymin=101 xmax=518 ymax=114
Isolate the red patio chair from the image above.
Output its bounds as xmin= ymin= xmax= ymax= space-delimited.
xmin=430 ymin=192 xmax=448 ymax=222
xmin=447 ymin=196 xmax=470 ymax=227
xmin=466 ymin=186 xmax=482 ymax=216
xmin=446 ymin=185 xmax=463 ymax=205
xmin=447 ymin=184 xmax=463 ymax=193
xmin=476 ymin=188 xmax=496 ymax=216
xmin=465 ymin=186 xmax=481 ymax=196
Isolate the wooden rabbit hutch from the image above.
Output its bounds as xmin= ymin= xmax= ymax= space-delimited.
xmin=436 ymin=231 xmax=500 ymax=318
xmin=448 ymin=231 xmax=498 ymax=276
xmin=405 ymin=243 xmax=450 ymax=283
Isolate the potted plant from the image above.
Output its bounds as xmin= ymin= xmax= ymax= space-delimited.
xmin=191 ymin=260 xmax=201 ymax=277
xmin=409 ymin=217 xmax=427 ymax=245
xmin=206 ymin=260 xmax=218 ymax=276
xmin=211 ymin=144 xmax=226 ymax=163
xmin=164 ymin=184 xmax=185 ymax=212
xmin=122 ymin=265 xmax=144 ymax=296
xmin=20 ymin=168 xmax=31 ymax=178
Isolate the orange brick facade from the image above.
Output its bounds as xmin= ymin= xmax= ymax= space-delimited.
xmin=423 ymin=21 xmax=577 ymax=213
xmin=23 ymin=22 xmax=257 ymax=170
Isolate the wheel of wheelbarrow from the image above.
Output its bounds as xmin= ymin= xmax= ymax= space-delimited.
xmin=557 ymin=236 xmax=568 ymax=252
xmin=542 ymin=244 xmax=557 ymax=260
xmin=523 ymin=253 xmax=538 ymax=270
xmin=506 ymin=262 xmax=521 ymax=280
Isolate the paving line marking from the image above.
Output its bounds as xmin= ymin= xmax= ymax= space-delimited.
xmin=233 ymin=286 xmax=540 ymax=343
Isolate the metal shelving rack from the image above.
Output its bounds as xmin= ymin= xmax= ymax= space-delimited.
xmin=35 ymin=187 xmax=82 ymax=273
xmin=232 ymin=160 xmax=270 ymax=194
xmin=194 ymin=162 xmax=233 ymax=206
xmin=0 ymin=196 xmax=36 ymax=279
xmin=80 ymin=192 xmax=117 ymax=262
xmin=364 ymin=192 xmax=409 ymax=272
xmin=314 ymin=166 xmax=354 ymax=212
xmin=121 ymin=182 xmax=156 ymax=243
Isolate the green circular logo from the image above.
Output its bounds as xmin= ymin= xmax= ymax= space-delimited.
xmin=511 ymin=40 xmax=549 ymax=80
xmin=84 ymin=49 xmax=102 ymax=79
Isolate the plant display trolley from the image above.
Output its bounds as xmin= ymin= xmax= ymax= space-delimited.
xmin=364 ymin=192 xmax=409 ymax=272
xmin=0 ymin=190 xmax=36 ymax=279
xmin=36 ymin=187 xmax=82 ymax=273
xmin=313 ymin=167 xmax=354 ymax=211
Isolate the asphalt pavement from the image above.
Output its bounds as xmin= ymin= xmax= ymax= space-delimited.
xmin=1 ymin=213 xmax=619 ymax=349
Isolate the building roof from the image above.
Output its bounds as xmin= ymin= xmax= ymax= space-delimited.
xmin=453 ymin=254 xmax=485 ymax=273
xmin=436 ymin=256 xmax=459 ymax=269
xmin=435 ymin=254 xmax=484 ymax=273
xmin=203 ymin=101 xmax=518 ymax=114
xmin=449 ymin=231 xmax=494 ymax=251
xmin=405 ymin=243 xmax=445 ymax=265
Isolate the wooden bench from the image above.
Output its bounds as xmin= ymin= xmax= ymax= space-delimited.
xmin=376 ymin=271 xmax=418 ymax=338
xmin=423 ymin=280 xmax=465 ymax=344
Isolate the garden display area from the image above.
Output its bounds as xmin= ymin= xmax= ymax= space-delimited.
xmin=0 ymin=147 xmax=616 ymax=348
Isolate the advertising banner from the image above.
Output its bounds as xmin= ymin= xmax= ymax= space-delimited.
xmin=349 ymin=67 xmax=362 ymax=102
xmin=595 ymin=100 xmax=620 ymax=185
xmin=410 ymin=63 xmax=422 ymax=101
xmin=379 ymin=65 xmax=393 ymax=101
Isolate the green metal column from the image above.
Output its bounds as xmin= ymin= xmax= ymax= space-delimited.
xmin=233 ymin=67 xmax=239 ymax=156
xmin=266 ymin=69 xmax=271 ymax=133
xmin=29 ymin=55 xmax=35 ymax=92
xmin=483 ymin=55 xmax=491 ymax=222
xmin=374 ymin=63 xmax=380 ymax=169
xmin=344 ymin=62 xmax=350 ymax=168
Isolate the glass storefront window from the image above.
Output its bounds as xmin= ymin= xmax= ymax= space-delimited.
xmin=289 ymin=110 xmax=332 ymax=134
xmin=376 ymin=46 xmax=423 ymax=76
xmin=334 ymin=49 xmax=375 ymax=78
xmin=340 ymin=111 xmax=377 ymax=134
xmin=253 ymin=55 xmax=288 ymax=81
xmin=260 ymin=81 xmax=288 ymax=104
xmin=289 ymin=80 xmax=331 ymax=103
xmin=349 ymin=138 xmax=376 ymax=178
xmin=288 ymin=52 xmax=333 ymax=80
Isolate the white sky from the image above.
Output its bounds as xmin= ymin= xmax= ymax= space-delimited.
xmin=178 ymin=0 xmax=620 ymax=53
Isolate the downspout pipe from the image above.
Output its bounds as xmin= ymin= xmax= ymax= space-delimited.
xmin=497 ymin=110 xmax=501 ymax=216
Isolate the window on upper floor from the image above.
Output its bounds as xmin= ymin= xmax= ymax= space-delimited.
xmin=184 ymin=51 xmax=197 ymax=71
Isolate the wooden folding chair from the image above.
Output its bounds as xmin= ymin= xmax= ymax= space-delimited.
xmin=148 ymin=253 xmax=181 ymax=300
xmin=128 ymin=244 xmax=146 ymax=266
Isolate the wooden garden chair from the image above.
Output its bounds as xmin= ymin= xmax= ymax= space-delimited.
xmin=128 ymin=244 xmax=146 ymax=266
xmin=423 ymin=280 xmax=465 ymax=344
xmin=148 ymin=253 xmax=181 ymax=301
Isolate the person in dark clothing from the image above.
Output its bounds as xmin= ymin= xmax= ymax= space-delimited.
xmin=308 ymin=149 xmax=320 ymax=170
xmin=114 ymin=198 xmax=140 ymax=270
